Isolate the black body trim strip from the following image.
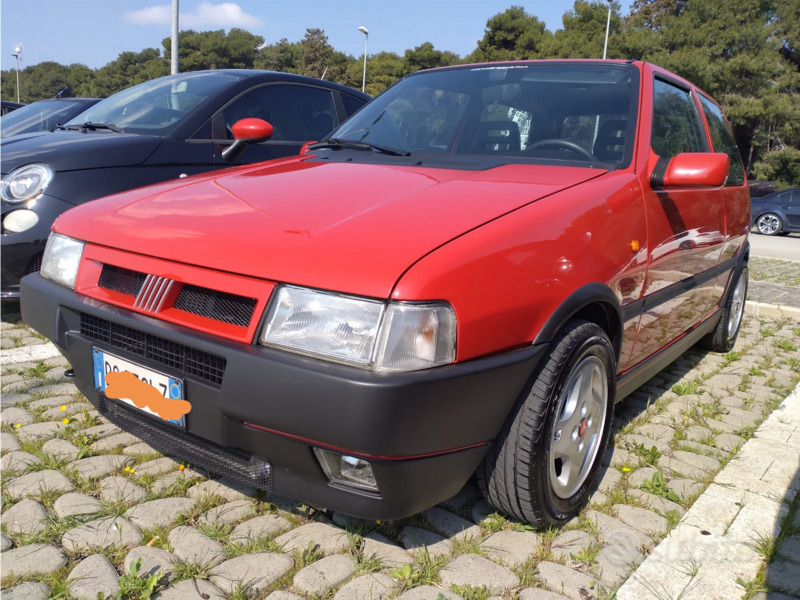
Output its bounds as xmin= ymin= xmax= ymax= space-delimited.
xmin=621 ymin=253 xmax=739 ymax=324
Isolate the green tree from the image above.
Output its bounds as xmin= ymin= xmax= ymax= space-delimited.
xmin=255 ymin=38 xmax=301 ymax=73
xmin=91 ymin=48 xmax=167 ymax=97
xmin=468 ymin=6 xmax=553 ymax=62
xmin=404 ymin=42 xmax=460 ymax=72
xmin=548 ymin=1 xmax=623 ymax=58
xmin=299 ymin=28 xmax=335 ymax=79
xmin=165 ymin=28 xmax=264 ymax=71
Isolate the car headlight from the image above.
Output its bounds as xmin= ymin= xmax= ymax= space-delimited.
xmin=40 ymin=233 xmax=84 ymax=289
xmin=261 ymin=285 xmax=456 ymax=372
xmin=1 ymin=164 xmax=54 ymax=204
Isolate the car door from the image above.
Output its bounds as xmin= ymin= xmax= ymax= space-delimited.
xmin=211 ymin=83 xmax=340 ymax=167
xmin=786 ymin=190 xmax=800 ymax=229
xmin=629 ymin=75 xmax=727 ymax=364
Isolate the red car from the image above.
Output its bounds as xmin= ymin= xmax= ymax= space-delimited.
xmin=22 ymin=60 xmax=749 ymax=526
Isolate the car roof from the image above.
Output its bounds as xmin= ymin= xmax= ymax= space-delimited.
xmin=152 ymin=69 xmax=369 ymax=98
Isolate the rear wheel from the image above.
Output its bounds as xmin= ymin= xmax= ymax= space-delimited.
xmin=700 ymin=264 xmax=748 ymax=352
xmin=756 ymin=213 xmax=782 ymax=235
xmin=477 ymin=320 xmax=615 ymax=526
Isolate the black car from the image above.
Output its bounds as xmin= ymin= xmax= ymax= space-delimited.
xmin=751 ymin=188 xmax=800 ymax=235
xmin=1 ymin=101 xmax=24 ymax=116
xmin=1 ymin=97 xmax=100 ymax=138
xmin=1 ymin=70 xmax=369 ymax=298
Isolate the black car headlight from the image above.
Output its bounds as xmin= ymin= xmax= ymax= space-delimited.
xmin=1 ymin=164 xmax=54 ymax=204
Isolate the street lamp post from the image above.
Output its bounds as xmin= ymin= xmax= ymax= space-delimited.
xmin=171 ymin=0 xmax=179 ymax=74
xmin=10 ymin=43 xmax=22 ymax=103
xmin=602 ymin=1 xmax=612 ymax=59
xmin=358 ymin=26 xmax=369 ymax=93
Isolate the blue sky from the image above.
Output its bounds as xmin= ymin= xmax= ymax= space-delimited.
xmin=1 ymin=1 xmax=632 ymax=72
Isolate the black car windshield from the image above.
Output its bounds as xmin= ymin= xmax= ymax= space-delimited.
xmin=1 ymin=99 xmax=97 ymax=137
xmin=329 ymin=62 xmax=638 ymax=166
xmin=64 ymin=71 xmax=243 ymax=135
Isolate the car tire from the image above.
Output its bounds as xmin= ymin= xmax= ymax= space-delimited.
xmin=477 ymin=319 xmax=615 ymax=526
xmin=699 ymin=264 xmax=748 ymax=353
xmin=755 ymin=213 xmax=783 ymax=235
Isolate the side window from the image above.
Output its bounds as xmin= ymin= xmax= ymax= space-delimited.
xmin=651 ymin=78 xmax=707 ymax=159
xmin=698 ymin=94 xmax=745 ymax=186
xmin=792 ymin=190 xmax=800 ymax=204
xmin=341 ymin=94 xmax=365 ymax=118
xmin=221 ymin=84 xmax=336 ymax=142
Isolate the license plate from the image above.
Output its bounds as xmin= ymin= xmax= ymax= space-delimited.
xmin=93 ymin=348 xmax=187 ymax=428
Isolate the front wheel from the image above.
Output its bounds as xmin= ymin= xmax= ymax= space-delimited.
xmin=477 ymin=320 xmax=615 ymax=526
xmin=755 ymin=213 xmax=783 ymax=235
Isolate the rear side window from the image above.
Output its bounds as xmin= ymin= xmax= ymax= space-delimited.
xmin=651 ymin=78 xmax=707 ymax=158
xmin=222 ymin=84 xmax=336 ymax=141
xmin=698 ymin=95 xmax=745 ymax=186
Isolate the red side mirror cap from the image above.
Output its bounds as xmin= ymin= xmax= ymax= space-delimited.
xmin=231 ymin=118 xmax=274 ymax=141
xmin=660 ymin=152 xmax=729 ymax=188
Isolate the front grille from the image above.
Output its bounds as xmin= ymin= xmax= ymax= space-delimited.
xmin=97 ymin=264 xmax=256 ymax=328
xmin=26 ymin=252 xmax=44 ymax=275
xmin=80 ymin=313 xmax=227 ymax=384
xmin=98 ymin=265 xmax=147 ymax=297
xmin=175 ymin=285 xmax=256 ymax=327
xmin=100 ymin=398 xmax=272 ymax=491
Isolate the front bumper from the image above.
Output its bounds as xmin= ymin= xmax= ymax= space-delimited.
xmin=21 ymin=273 xmax=545 ymax=519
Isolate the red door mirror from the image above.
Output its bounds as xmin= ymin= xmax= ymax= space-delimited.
xmin=656 ymin=152 xmax=730 ymax=188
xmin=231 ymin=118 xmax=274 ymax=141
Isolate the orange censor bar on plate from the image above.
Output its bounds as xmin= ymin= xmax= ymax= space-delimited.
xmin=105 ymin=371 xmax=191 ymax=421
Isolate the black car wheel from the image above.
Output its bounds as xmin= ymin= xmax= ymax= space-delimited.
xmin=700 ymin=265 xmax=748 ymax=353
xmin=478 ymin=319 xmax=615 ymax=526
xmin=755 ymin=213 xmax=783 ymax=235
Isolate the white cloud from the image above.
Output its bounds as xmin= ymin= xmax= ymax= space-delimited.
xmin=123 ymin=5 xmax=172 ymax=25
xmin=123 ymin=2 xmax=262 ymax=28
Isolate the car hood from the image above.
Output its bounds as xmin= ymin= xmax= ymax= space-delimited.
xmin=55 ymin=157 xmax=606 ymax=298
xmin=0 ymin=131 xmax=161 ymax=173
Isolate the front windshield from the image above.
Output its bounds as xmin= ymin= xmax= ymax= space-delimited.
xmin=330 ymin=63 xmax=638 ymax=166
xmin=1 ymin=99 xmax=91 ymax=137
xmin=65 ymin=71 xmax=243 ymax=135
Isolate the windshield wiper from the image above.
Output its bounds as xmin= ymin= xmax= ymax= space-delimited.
xmin=64 ymin=122 xmax=125 ymax=133
xmin=307 ymin=138 xmax=410 ymax=157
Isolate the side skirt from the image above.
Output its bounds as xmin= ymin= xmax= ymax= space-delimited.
xmin=615 ymin=309 xmax=721 ymax=402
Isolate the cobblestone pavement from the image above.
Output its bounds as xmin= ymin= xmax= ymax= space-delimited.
xmin=1 ymin=299 xmax=799 ymax=599
xmin=750 ymin=257 xmax=800 ymax=288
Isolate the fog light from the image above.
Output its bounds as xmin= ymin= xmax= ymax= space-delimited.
xmin=314 ymin=448 xmax=379 ymax=492
xmin=3 ymin=209 xmax=39 ymax=233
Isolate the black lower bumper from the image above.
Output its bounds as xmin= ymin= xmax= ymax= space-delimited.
xmin=21 ymin=273 xmax=545 ymax=519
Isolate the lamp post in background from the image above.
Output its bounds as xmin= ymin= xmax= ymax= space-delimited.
xmin=10 ymin=43 xmax=22 ymax=103
xmin=358 ymin=26 xmax=369 ymax=93
xmin=171 ymin=0 xmax=179 ymax=74
xmin=602 ymin=0 xmax=612 ymax=59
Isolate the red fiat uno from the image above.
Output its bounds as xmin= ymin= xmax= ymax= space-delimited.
xmin=22 ymin=60 xmax=749 ymax=525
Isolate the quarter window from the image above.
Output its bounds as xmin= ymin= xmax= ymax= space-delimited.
xmin=651 ymin=79 xmax=706 ymax=159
